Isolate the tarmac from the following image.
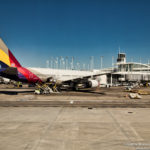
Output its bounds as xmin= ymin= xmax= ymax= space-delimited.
xmin=0 ymin=86 xmax=150 ymax=149
xmin=0 ymin=86 xmax=150 ymax=107
xmin=0 ymin=107 xmax=150 ymax=150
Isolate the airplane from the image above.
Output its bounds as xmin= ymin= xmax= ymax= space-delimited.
xmin=0 ymin=38 xmax=107 ymax=94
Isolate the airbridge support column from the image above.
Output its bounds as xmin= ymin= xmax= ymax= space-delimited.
xmin=110 ymin=74 xmax=112 ymax=86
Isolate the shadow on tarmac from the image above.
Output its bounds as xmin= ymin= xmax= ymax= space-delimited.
xmin=77 ymin=89 xmax=106 ymax=95
xmin=0 ymin=90 xmax=34 ymax=95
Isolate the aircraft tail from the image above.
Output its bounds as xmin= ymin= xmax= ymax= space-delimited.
xmin=0 ymin=38 xmax=21 ymax=68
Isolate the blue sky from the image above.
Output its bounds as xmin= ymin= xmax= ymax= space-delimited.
xmin=0 ymin=0 xmax=150 ymax=68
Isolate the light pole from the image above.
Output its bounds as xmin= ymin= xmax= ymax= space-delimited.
xmin=100 ymin=56 xmax=103 ymax=70
xmin=56 ymin=57 xmax=58 ymax=69
xmin=71 ymin=57 xmax=74 ymax=70
xmin=65 ymin=56 xmax=68 ymax=70
xmin=112 ymin=56 xmax=114 ymax=68
xmin=46 ymin=60 xmax=49 ymax=68
xmin=90 ymin=56 xmax=94 ymax=70
xmin=50 ymin=57 xmax=53 ymax=68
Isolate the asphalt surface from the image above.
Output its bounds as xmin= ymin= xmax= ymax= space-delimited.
xmin=0 ymin=86 xmax=150 ymax=149
xmin=0 ymin=107 xmax=150 ymax=150
xmin=0 ymin=86 xmax=150 ymax=107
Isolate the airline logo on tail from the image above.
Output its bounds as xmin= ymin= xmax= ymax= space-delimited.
xmin=0 ymin=38 xmax=42 ymax=83
xmin=0 ymin=38 xmax=21 ymax=68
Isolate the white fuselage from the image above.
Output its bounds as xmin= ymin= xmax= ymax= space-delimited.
xmin=28 ymin=68 xmax=95 ymax=82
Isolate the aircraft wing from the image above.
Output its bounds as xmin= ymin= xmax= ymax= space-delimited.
xmin=61 ymin=72 xmax=109 ymax=83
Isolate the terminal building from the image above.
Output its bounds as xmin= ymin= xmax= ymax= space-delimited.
xmin=106 ymin=53 xmax=150 ymax=85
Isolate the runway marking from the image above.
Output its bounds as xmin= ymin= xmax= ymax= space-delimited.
xmin=30 ymin=107 xmax=63 ymax=150
xmin=106 ymin=110 xmax=143 ymax=149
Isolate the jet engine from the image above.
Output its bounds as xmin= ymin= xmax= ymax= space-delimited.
xmin=87 ymin=80 xmax=99 ymax=88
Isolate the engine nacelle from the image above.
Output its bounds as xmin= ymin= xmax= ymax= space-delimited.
xmin=87 ymin=80 xmax=99 ymax=88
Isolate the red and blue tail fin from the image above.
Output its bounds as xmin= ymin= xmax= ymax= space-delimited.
xmin=0 ymin=38 xmax=42 ymax=83
xmin=0 ymin=38 xmax=21 ymax=68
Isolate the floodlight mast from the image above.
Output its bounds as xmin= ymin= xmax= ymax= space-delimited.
xmin=100 ymin=56 xmax=103 ymax=69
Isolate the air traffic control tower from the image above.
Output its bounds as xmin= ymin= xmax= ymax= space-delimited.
xmin=117 ymin=53 xmax=126 ymax=64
